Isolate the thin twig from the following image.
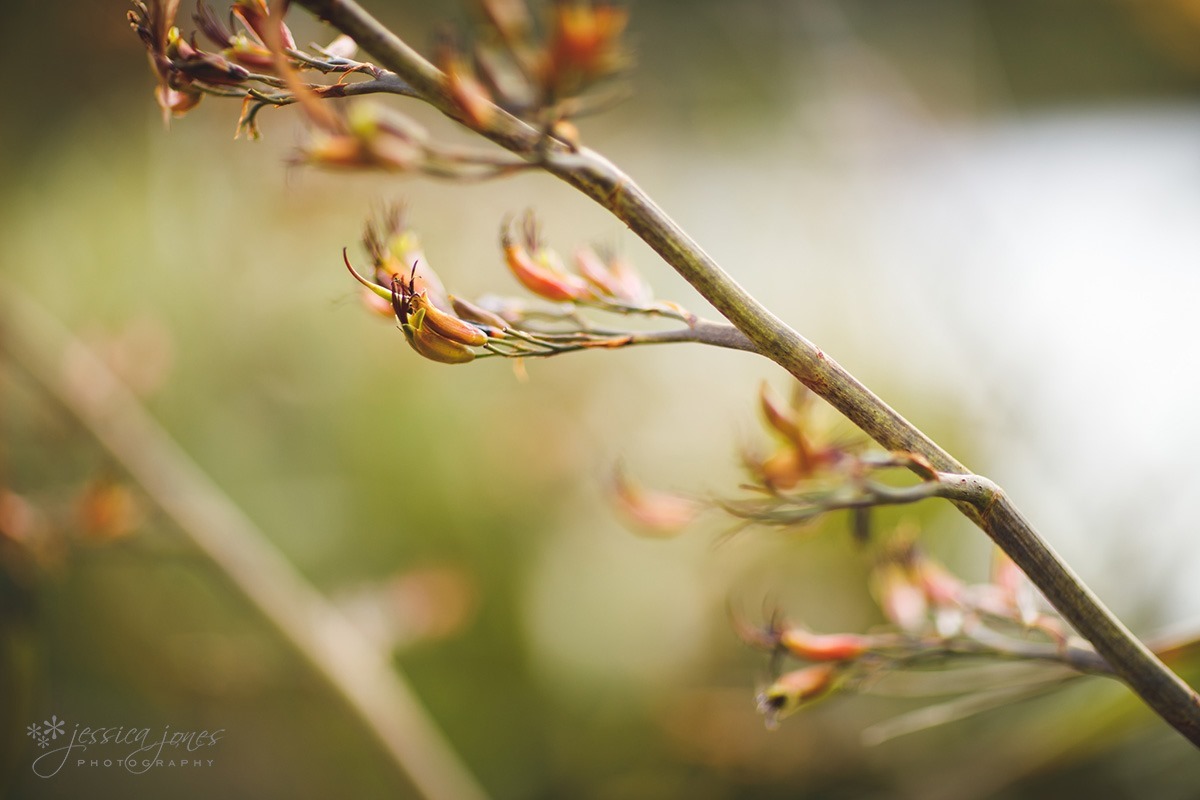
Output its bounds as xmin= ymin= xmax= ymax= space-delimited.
xmin=479 ymin=318 xmax=754 ymax=358
xmin=0 ymin=289 xmax=489 ymax=800
xmin=288 ymin=0 xmax=1200 ymax=746
xmin=861 ymin=678 xmax=1075 ymax=746
xmin=248 ymin=72 xmax=420 ymax=104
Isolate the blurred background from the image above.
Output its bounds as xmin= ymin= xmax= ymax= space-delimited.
xmin=4 ymin=1 xmax=1200 ymax=797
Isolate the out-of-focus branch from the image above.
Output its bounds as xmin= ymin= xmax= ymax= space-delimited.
xmin=0 ymin=288 xmax=489 ymax=800
xmin=241 ymin=72 xmax=417 ymax=102
xmin=288 ymin=0 xmax=1200 ymax=746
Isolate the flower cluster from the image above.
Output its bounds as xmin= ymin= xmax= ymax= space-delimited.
xmin=741 ymin=535 xmax=1094 ymax=733
xmin=128 ymin=0 xmax=383 ymax=137
xmin=128 ymin=1 xmax=631 ymax=168
xmin=446 ymin=0 xmax=630 ymax=128
xmin=343 ymin=207 xmax=709 ymax=365
xmin=608 ymin=380 xmax=1110 ymax=733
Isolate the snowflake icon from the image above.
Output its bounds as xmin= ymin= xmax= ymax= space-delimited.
xmin=43 ymin=715 xmax=65 ymax=740
xmin=35 ymin=734 xmax=49 ymax=749
xmin=25 ymin=722 xmax=42 ymax=740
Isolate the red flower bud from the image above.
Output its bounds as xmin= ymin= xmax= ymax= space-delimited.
xmin=779 ymin=628 xmax=869 ymax=662
xmin=501 ymin=220 xmax=593 ymax=302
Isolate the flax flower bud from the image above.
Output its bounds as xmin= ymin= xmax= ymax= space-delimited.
xmin=543 ymin=1 xmax=629 ymax=94
xmin=756 ymin=664 xmax=839 ymax=729
xmin=779 ymin=627 xmax=869 ymax=662
xmin=501 ymin=220 xmax=593 ymax=302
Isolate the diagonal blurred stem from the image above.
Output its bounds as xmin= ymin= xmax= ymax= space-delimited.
xmin=0 ymin=289 xmax=489 ymax=800
xmin=289 ymin=0 xmax=1200 ymax=746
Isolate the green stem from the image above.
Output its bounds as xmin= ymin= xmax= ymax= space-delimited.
xmin=293 ymin=0 xmax=1200 ymax=747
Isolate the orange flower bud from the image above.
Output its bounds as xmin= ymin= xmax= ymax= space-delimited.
xmin=757 ymin=448 xmax=805 ymax=491
xmin=408 ymin=292 xmax=488 ymax=347
xmin=757 ymin=664 xmax=839 ymax=728
xmin=437 ymin=33 xmax=495 ymax=129
xmin=779 ymin=628 xmax=869 ymax=662
xmin=544 ymin=2 xmax=629 ymax=92
xmin=344 ymin=250 xmax=484 ymax=362
xmin=404 ymin=313 xmax=478 ymax=364
xmin=501 ymin=221 xmax=593 ymax=302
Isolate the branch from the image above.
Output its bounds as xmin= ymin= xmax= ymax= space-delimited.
xmin=0 ymin=289 xmax=489 ymax=800
xmin=244 ymin=72 xmax=418 ymax=102
xmin=292 ymin=0 xmax=1200 ymax=746
xmin=478 ymin=319 xmax=755 ymax=358
xmin=632 ymin=320 xmax=756 ymax=351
